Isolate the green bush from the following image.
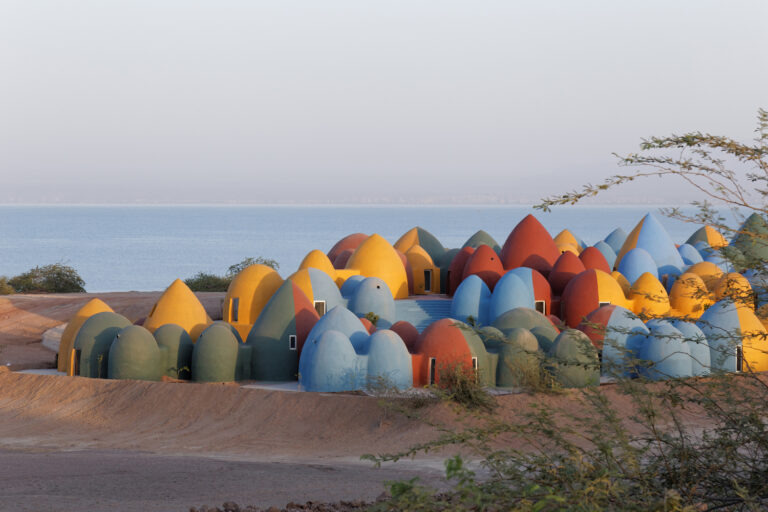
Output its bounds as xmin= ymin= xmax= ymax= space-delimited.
xmin=7 ymin=263 xmax=85 ymax=293
xmin=0 ymin=276 xmax=14 ymax=295
xmin=185 ymin=257 xmax=280 ymax=292
xmin=183 ymin=272 xmax=231 ymax=292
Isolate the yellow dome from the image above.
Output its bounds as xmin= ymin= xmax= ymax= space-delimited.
xmin=669 ymin=272 xmax=711 ymax=318
xmin=288 ymin=268 xmax=315 ymax=303
xmin=713 ymin=272 xmax=754 ymax=309
xmin=405 ymin=245 xmax=439 ymax=295
xmin=298 ymin=249 xmax=358 ymax=287
xmin=144 ymin=279 xmax=212 ymax=340
xmin=346 ymin=233 xmax=409 ymax=299
xmin=554 ymin=229 xmax=582 ymax=252
xmin=394 ymin=227 xmax=420 ymax=254
xmin=629 ymin=272 xmax=670 ymax=317
xmin=704 ymin=225 xmax=728 ymax=248
xmin=687 ymin=261 xmax=725 ymax=291
xmin=58 ymin=298 xmax=113 ymax=373
xmin=610 ymin=271 xmax=631 ymax=297
xmin=299 ymin=250 xmax=337 ymax=276
xmin=223 ymin=264 xmax=283 ymax=340
xmin=737 ymin=306 xmax=768 ymax=372
xmin=595 ymin=269 xmax=631 ymax=308
xmin=556 ymin=242 xmax=580 ymax=255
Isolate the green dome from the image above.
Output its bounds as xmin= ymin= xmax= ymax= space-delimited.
xmin=192 ymin=323 xmax=239 ymax=383
xmin=548 ymin=329 xmax=599 ymax=388
xmin=493 ymin=307 xmax=554 ymax=335
xmin=73 ymin=312 xmax=132 ymax=378
xmin=154 ymin=323 xmax=193 ymax=379
xmin=497 ymin=328 xmax=540 ymax=388
xmin=108 ymin=325 xmax=162 ymax=381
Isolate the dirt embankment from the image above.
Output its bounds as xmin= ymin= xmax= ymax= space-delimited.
xmin=0 ymin=292 xmax=224 ymax=369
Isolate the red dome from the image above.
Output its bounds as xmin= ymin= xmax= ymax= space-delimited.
xmin=332 ymin=249 xmax=354 ymax=269
xmin=578 ymin=304 xmax=617 ymax=349
xmin=579 ymin=246 xmax=611 ymax=274
xmin=359 ymin=316 xmax=376 ymax=334
xmin=500 ymin=215 xmax=560 ymax=276
xmin=390 ymin=321 xmax=419 ymax=352
xmin=447 ymin=247 xmax=475 ymax=295
xmin=462 ymin=244 xmax=504 ymax=291
xmin=530 ymin=268 xmax=554 ymax=316
xmin=413 ymin=319 xmax=474 ymax=386
xmin=395 ymin=249 xmax=415 ymax=295
xmin=328 ymin=233 xmax=367 ymax=263
xmin=549 ymin=251 xmax=586 ymax=296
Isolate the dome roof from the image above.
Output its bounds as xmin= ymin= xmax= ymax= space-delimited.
xmin=153 ymin=323 xmax=194 ymax=379
xmin=686 ymin=225 xmax=727 ymax=249
xmin=617 ymin=247 xmax=658 ymax=284
xmin=108 ymin=325 xmax=162 ymax=381
xmin=223 ymin=264 xmax=283 ymax=328
xmin=450 ymin=274 xmax=492 ymax=326
xmin=328 ymin=233 xmax=368 ymax=262
xmin=462 ymin=244 xmax=504 ymax=291
xmin=58 ymin=298 xmax=113 ymax=373
xmin=615 ymin=213 xmax=684 ymax=275
xmin=191 ymin=323 xmax=240 ymax=383
xmin=447 ymin=247 xmax=475 ymax=295
xmin=579 ymin=246 xmax=611 ymax=274
xmin=561 ymin=269 xmax=629 ymax=328
xmin=73 ymin=311 xmax=132 ymax=378
xmin=345 ymin=234 xmax=409 ymax=299
xmin=629 ymin=272 xmax=670 ymax=317
xmin=549 ymin=251 xmax=586 ymax=296
xmin=669 ymin=272 xmax=711 ymax=318
xmin=395 ymin=227 xmax=446 ymax=264
xmin=462 ymin=230 xmax=501 ymax=254
xmin=144 ymin=279 xmax=212 ymax=340
xmin=500 ymin=215 xmax=560 ymax=275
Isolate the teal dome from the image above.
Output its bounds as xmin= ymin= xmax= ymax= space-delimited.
xmin=192 ymin=323 xmax=239 ymax=383
xmin=153 ymin=323 xmax=193 ymax=379
xmin=108 ymin=325 xmax=162 ymax=381
xmin=73 ymin=312 xmax=132 ymax=378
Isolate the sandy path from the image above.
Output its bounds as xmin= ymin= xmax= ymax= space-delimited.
xmin=0 ymin=292 xmax=224 ymax=370
xmin=0 ymin=449 xmax=445 ymax=512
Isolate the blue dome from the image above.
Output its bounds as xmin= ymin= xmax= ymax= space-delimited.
xmin=604 ymin=228 xmax=628 ymax=254
xmin=593 ymin=241 xmax=617 ymax=269
xmin=677 ymin=243 xmax=704 ymax=267
xmin=450 ymin=274 xmax=492 ymax=326
xmin=366 ymin=330 xmax=413 ymax=390
xmin=638 ymin=320 xmax=692 ymax=380
xmin=299 ymin=330 xmax=358 ymax=392
xmin=670 ymin=319 xmax=710 ymax=376
xmin=617 ymin=247 xmax=658 ymax=284
xmin=340 ymin=275 xmax=366 ymax=297
xmin=489 ymin=272 xmax=535 ymax=322
xmin=348 ymin=277 xmax=395 ymax=327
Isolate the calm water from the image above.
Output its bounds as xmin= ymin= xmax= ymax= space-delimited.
xmin=0 ymin=205 xmax=736 ymax=292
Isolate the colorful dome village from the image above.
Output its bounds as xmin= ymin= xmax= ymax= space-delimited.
xmin=58 ymin=212 xmax=768 ymax=391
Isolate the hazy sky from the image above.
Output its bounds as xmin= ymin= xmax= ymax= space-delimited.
xmin=1 ymin=1 xmax=766 ymax=204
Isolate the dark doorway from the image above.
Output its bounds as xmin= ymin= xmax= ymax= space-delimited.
xmin=424 ymin=269 xmax=432 ymax=293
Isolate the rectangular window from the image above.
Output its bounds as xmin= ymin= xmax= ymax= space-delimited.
xmin=534 ymin=300 xmax=546 ymax=314
xmin=314 ymin=300 xmax=326 ymax=317
xmin=423 ymin=269 xmax=432 ymax=293
xmin=737 ymin=345 xmax=743 ymax=372
xmin=289 ymin=335 xmax=297 ymax=351
xmin=598 ymin=301 xmax=611 ymax=307
xmin=472 ymin=357 xmax=479 ymax=383
xmin=231 ymin=297 xmax=239 ymax=323
xmin=428 ymin=357 xmax=437 ymax=385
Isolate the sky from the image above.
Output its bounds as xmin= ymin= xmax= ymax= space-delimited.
xmin=1 ymin=1 xmax=767 ymax=205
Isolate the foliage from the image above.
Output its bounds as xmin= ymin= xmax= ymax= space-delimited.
xmin=7 ymin=263 xmax=85 ymax=293
xmin=226 ymin=256 xmax=279 ymax=277
xmin=366 ymin=109 xmax=768 ymax=511
xmin=0 ymin=276 xmax=14 ymax=295
xmin=185 ymin=257 xmax=279 ymax=292
xmin=184 ymin=272 xmax=232 ymax=292
xmin=434 ymin=362 xmax=496 ymax=412
xmin=364 ymin=311 xmax=380 ymax=327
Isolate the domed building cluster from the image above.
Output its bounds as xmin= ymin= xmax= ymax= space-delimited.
xmin=58 ymin=212 xmax=768 ymax=391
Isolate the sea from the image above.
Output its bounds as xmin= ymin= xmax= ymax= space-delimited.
xmin=0 ymin=204 xmax=740 ymax=293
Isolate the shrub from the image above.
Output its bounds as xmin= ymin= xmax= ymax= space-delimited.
xmin=7 ymin=263 xmax=85 ymax=293
xmin=185 ymin=257 xmax=280 ymax=292
xmin=0 ymin=277 xmax=14 ymax=295
xmin=184 ymin=272 xmax=231 ymax=292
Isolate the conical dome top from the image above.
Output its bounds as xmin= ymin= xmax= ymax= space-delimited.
xmin=346 ymin=233 xmax=409 ymax=299
xmin=58 ymin=298 xmax=113 ymax=373
xmin=144 ymin=279 xmax=212 ymax=340
xmin=500 ymin=215 xmax=560 ymax=275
